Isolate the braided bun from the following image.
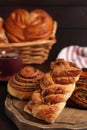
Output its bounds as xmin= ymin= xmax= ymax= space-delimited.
xmin=24 ymin=59 xmax=81 ymax=123
xmin=4 ymin=8 xmax=54 ymax=42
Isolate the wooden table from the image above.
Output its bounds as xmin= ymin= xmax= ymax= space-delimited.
xmin=5 ymin=94 xmax=87 ymax=130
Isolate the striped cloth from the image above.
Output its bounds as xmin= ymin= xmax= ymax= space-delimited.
xmin=57 ymin=45 xmax=87 ymax=68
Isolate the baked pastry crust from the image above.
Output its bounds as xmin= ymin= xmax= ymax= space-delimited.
xmin=24 ymin=59 xmax=81 ymax=123
xmin=24 ymin=90 xmax=66 ymax=123
xmin=7 ymin=66 xmax=44 ymax=100
xmin=40 ymin=72 xmax=55 ymax=90
xmin=7 ymin=82 xmax=33 ymax=100
xmin=50 ymin=59 xmax=81 ymax=78
xmin=4 ymin=8 xmax=54 ymax=42
xmin=24 ymin=9 xmax=54 ymax=41
xmin=69 ymin=70 xmax=87 ymax=108
xmin=4 ymin=9 xmax=30 ymax=42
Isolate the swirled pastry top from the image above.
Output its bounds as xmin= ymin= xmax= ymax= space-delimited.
xmin=4 ymin=8 xmax=54 ymax=42
xmin=70 ymin=70 xmax=87 ymax=108
xmin=50 ymin=59 xmax=82 ymax=78
xmin=7 ymin=65 xmax=44 ymax=100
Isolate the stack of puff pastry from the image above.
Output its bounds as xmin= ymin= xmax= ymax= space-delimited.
xmin=24 ymin=59 xmax=81 ymax=123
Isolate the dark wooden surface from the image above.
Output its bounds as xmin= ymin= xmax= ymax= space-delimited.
xmin=5 ymin=94 xmax=87 ymax=130
xmin=0 ymin=82 xmax=18 ymax=130
xmin=0 ymin=0 xmax=87 ymax=130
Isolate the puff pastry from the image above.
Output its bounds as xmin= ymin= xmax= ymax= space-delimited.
xmin=24 ymin=59 xmax=81 ymax=123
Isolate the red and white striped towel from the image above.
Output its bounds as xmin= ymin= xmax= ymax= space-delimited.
xmin=57 ymin=45 xmax=87 ymax=68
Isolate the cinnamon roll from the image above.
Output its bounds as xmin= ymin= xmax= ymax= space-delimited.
xmin=69 ymin=70 xmax=87 ymax=108
xmin=7 ymin=66 xmax=44 ymax=100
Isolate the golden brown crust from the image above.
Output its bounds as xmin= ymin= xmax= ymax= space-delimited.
xmin=6 ymin=32 xmax=22 ymax=43
xmin=4 ymin=9 xmax=25 ymax=42
xmin=4 ymin=9 xmax=30 ymax=42
xmin=40 ymin=72 xmax=55 ymax=90
xmin=52 ymin=76 xmax=75 ymax=84
xmin=4 ymin=8 xmax=54 ymax=42
xmin=50 ymin=59 xmax=81 ymax=78
xmin=9 ymin=76 xmax=38 ymax=90
xmin=20 ymin=66 xmax=44 ymax=80
xmin=42 ymin=84 xmax=75 ymax=97
xmin=42 ymin=83 xmax=75 ymax=104
xmin=24 ymin=9 xmax=54 ymax=41
xmin=24 ymin=59 xmax=81 ymax=123
xmin=24 ymin=90 xmax=66 ymax=123
xmin=31 ymin=102 xmax=66 ymax=123
xmin=24 ymin=90 xmax=43 ymax=114
xmin=7 ymin=65 xmax=44 ymax=100
xmin=70 ymin=70 xmax=87 ymax=108
xmin=7 ymin=82 xmax=33 ymax=100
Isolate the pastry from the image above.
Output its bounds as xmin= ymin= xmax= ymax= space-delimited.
xmin=4 ymin=8 xmax=54 ymax=42
xmin=24 ymin=90 xmax=66 ymax=123
xmin=69 ymin=70 xmax=87 ymax=108
xmin=24 ymin=9 xmax=54 ymax=41
xmin=24 ymin=59 xmax=81 ymax=123
xmin=50 ymin=58 xmax=81 ymax=82
xmin=7 ymin=66 xmax=44 ymax=100
xmin=4 ymin=8 xmax=30 ymax=43
xmin=0 ymin=17 xmax=8 ymax=43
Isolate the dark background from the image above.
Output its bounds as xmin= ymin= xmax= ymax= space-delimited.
xmin=0 ymin=0 xmax=87 ymax=63
xmin=0 ymin=1 xmax=87 ymax=130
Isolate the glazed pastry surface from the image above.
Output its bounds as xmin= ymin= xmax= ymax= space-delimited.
xmin=24 ymin=59 xmax=81 ymax=123
xmin=4 ymin=9 xmax=54 ymax=42
xmin=7 ymin=66 xmax=44 ymax=100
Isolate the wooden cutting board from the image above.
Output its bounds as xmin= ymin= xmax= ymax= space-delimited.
xmin=5 ymin=94 xmax=87 ymax=130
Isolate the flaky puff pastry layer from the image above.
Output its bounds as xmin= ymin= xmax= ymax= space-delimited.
xmin=24 ymin=59 xmax=81 ymax=123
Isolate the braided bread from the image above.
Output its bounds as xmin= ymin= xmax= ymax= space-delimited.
xmin=4 ymin=8 xmax=54 ymax=42
xmin=24 ymin=59 xmax=81 ymax=123
xmin=7 ymin=66 xmax=44 ymax=100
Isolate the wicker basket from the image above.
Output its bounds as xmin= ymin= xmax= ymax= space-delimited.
xmin=0 ymin=21 xmax=57 ymax=64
